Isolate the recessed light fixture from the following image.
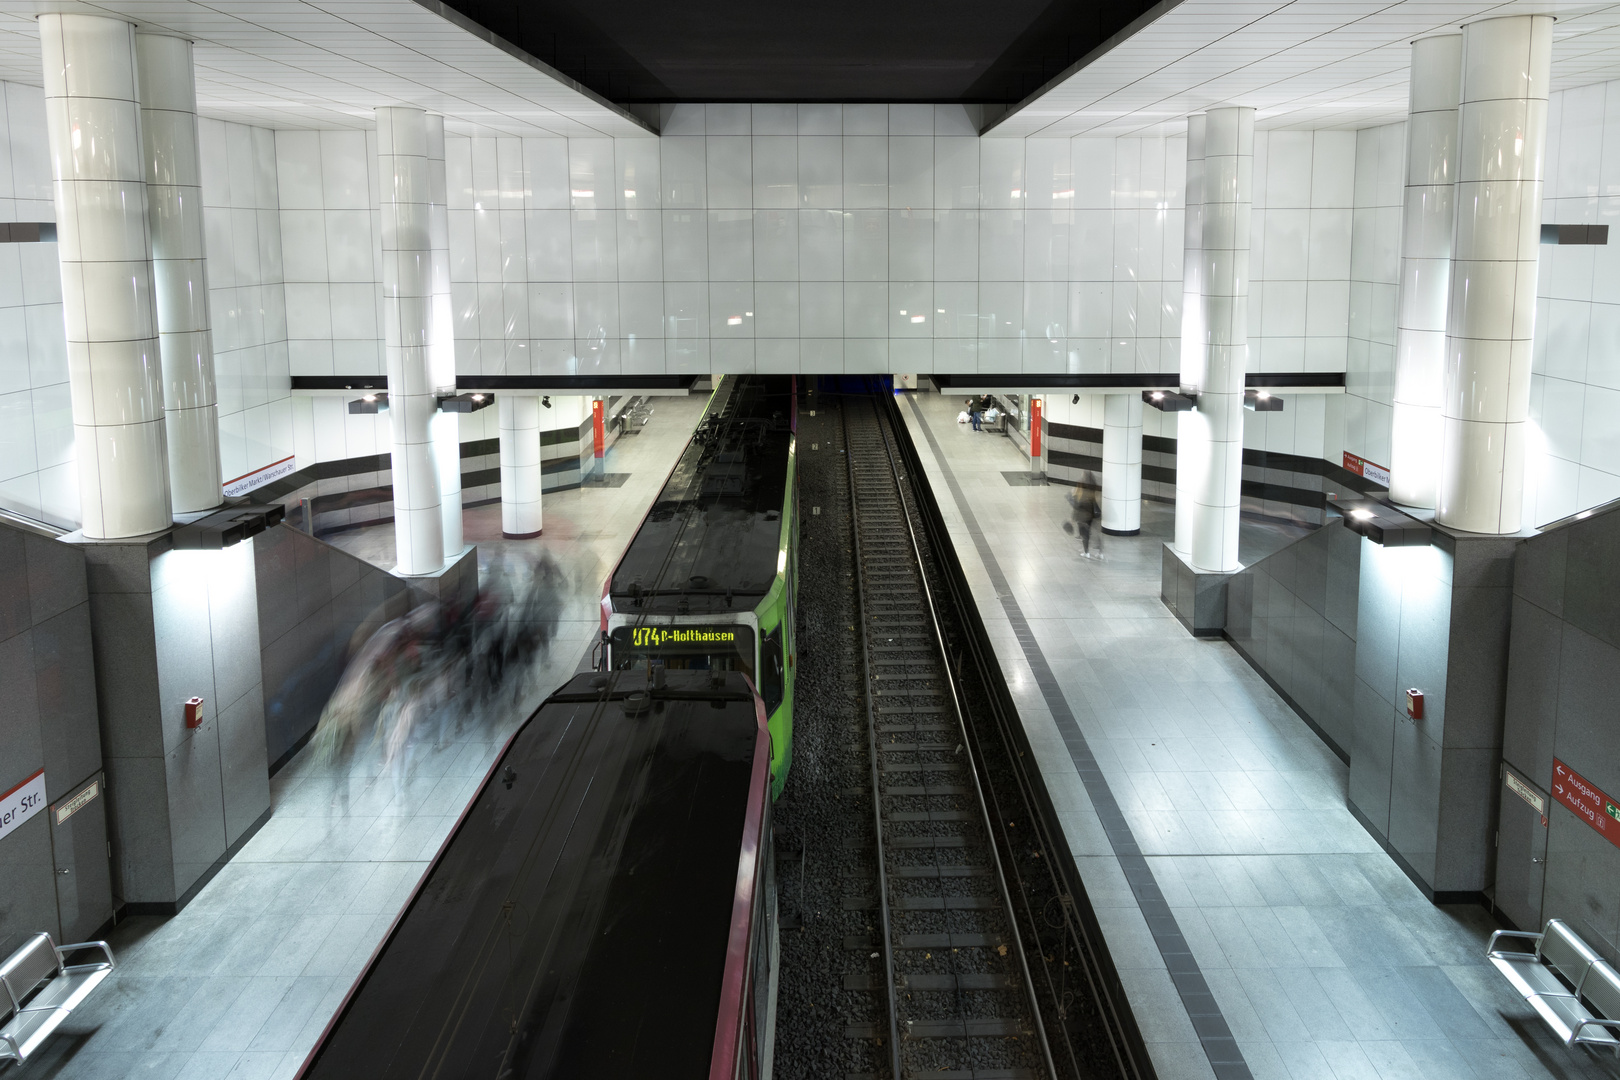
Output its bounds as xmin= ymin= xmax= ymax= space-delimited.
xmin=911 ymin=315 xmax=924 ymax=323
xmin=1245 ymin=388 xmax=1284 ymax=412
xmin=438 ymin=392 xmax=495 ymax=413
xmin=1143 ymin=390 xmax=1196 ymax=412
xmin=727 ymin=316 xmax=742 ymax=325
xmin=1340 ymin=500 xmax=1431 ymax=547
xmin=571 ymin=189 xmax=593 ymax=198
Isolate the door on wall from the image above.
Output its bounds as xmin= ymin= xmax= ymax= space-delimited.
xmin=49 ymin=773 xmax=112 ymax=942
xmin=1496 ymin=764 xmax=1550 ymax=931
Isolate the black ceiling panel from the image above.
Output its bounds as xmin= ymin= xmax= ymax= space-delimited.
xmin=436 ymin=0 xmax=1167 ymax=105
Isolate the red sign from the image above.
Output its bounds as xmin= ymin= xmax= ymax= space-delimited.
xmin=1343 ymin=452 xmax=1391 ymax=488
xmin=592 ymin=399 xmax=605 ymax=458
xmin=1030 ymin=398 xmax=1042 ymax=459
xmin=1552 ymin=759 xmax=1620 ymax=849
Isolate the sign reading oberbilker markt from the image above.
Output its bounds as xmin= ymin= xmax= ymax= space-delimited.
xmin=1553 ymin=758 xmax=1620 ymax=850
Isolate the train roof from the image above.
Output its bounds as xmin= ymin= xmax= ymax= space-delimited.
xmin=300 ymin=670 xmax=766 ymax=1080
xmin=610 ymin=376 xmax=794 ymax=615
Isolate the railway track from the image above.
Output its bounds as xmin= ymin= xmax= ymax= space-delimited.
xmin=840 ymin=394 xmax=1056 ymax=1080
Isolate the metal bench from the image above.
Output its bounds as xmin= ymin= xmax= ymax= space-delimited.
xmin=1488 ymin=918 xmax=1620 ymax=1051
xmin=0 ymin=932 xmax=115 ymax=1066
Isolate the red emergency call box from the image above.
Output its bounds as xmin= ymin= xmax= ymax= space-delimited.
xmin=184 ymin=697 xmax=205 ymax=729
xmin=1404 ymin=688 xmax=1423 ymax=720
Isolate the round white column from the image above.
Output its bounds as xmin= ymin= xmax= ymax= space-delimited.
xmin=1390 ymin=34 xmax=1462 ymax=510
xmin=376 ymin=106 xmax=444 ymax=575
xmin=425 ymin=114 xmax=461 ymax=557
xmin=498 ymin=395 xmax=542 ymax=538
xmin=1190 ymin=106 xmax=1254 ymax=574
xmin=1436 ymin=14 xmax=1552 ymax=534
xmin=135 ymin=32 xmax=221 ymax=515
xmin=1173 ymin=114 xmax=1206 ymax=560
xmin=1102 ymin=393 xmax=1143 ymax=535
xmin=40 ymin=14 xmax=171 ymax=538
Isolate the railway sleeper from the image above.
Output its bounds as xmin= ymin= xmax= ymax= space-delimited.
xmin=842 ymin=973 xmax=1021 ymax=991
xmin=845 ymin=1071 xmax=1037 ymax=1080
xmin=841 ymin=1020 xmax=1026 ymax=1039
xmin=883 ymin=810 xmax=976 ymax=822
xmin=842 ymin=932 xmax=1006 ymax=950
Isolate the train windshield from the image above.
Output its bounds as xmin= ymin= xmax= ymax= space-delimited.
xmin=611 ymin=623 xmax=756 ymax=681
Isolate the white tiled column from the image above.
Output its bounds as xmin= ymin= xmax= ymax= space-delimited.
xmin=426 ymin=114 xmax=461 ymax=557
xmin=376 ymin=106 xmax=444 ymax=575
xmin=135 ymin=32 xmax=221 ymax=515
xmin=498 ymin=395 xmax=542 ymax=538
xmin=40 ymin=14 xmax=172 ymax=539
xmin=1390 ymin=34 xmax=1462 ymax=510
xmin=1190 ymin=106 xmax=1254 ymax=574
xmin=1173 ymin=114 xmax=1206 ymax=560
xmin=1101 ymin=393 xmax=1143 ymax=535
xmin=1437 ymin=15 xmax=1551 ymax=534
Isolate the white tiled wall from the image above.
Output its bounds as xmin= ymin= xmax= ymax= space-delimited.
xmin=0 ymin=80 xmax=73 ymax=528
xmin=1530 ymin=79 xmax=1620 ymax=525
xmin=198 ymin=118 xmax=293 ymax=487
xmin=1341 ymin=121 xmax=1406 ymax=474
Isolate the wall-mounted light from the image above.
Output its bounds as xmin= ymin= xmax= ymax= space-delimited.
xmin=1071 ymin=394 xmax=1079 ymax=404
xmin=1340 ymin=500 xmax=1431 ymax=547
xmin=348 ymin=392 xmax=388 ymax=414
xmin=1143 ymin=389 xmax=1196 ymax=412
xmin=438 ymin=392 xmax=495 ymax=413
xmin=173 ymin=503 xmax=286 ymax=550
xmin=542 ymin=395 xmax=552 ymax=409
xmin=1245 ymin=388 xmax=1284 ymax=412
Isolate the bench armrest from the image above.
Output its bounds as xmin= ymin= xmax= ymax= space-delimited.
xmin=0 ymin=1029 xmax=19 ymax=1062
xmin=1488 ymin=930 xmax=1543 ymax=956
xmin=1569 ymin=1017 xmax=1620 ymax=1044
xmin=55 ymin=941 xmax=113 ymax=973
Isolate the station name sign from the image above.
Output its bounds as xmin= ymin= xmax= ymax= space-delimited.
xmin=624 ymin=626 xmax=740 ymax=649
xmin=0 ymin=769 xmax=46 ymax=842
xmin=1552 ymin=758 xmax=1620 ymax=849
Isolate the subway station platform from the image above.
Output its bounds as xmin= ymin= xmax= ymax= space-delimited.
xmin=12 ymin=395 xmax=708 ymax=1080
xmin=896 ymin=391 xmax=1599 ymax=1080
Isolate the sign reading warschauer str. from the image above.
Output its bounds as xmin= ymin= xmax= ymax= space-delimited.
xmin=0 ymin=768 xmax=47 ymax=842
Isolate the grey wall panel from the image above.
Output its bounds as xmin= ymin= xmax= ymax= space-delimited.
xmin=1502 ymin=596 xmax=1562 ymax=783
xmin=0 ymin=814 xmax=61 ymax=953
xmin=87 ymin=590 xmax=161 ymax=759
xmin=1542 ymin=803 xmax=1620 ymax=964
xmin=1325 ymin=524 xmax=1360 ymax=637
xmin=255 ymin=524 xmax=412 ymax=769
xmin=103 ymin=754 xmax=172 ymax=904
xmin=33 ymin=605 xmax=102 ymax=802
xmin=165 ymin=719 xmax=227 ymax=897
xmin=151 ymin=551 xmax=223 ymax=756
xmin=24 ymin=534 xmax=87 ymax=626
xmin=1388 ymin=719 xmax=1441 ymax=885
xmin=1514 ymin=525 xmax=1566 ymax=616
xmin=1443 ymin=585 xmax=1513 ymax=749
xmin=1434 ymin=746 xmax=1498 ymax=892
xmin=206 ymin=546 xmax=265 ymax=713
xmin=1554 ymin=624 xmax=1620 ymax=796
xmin=218 ymin=686 xmax=270 ymax=846
xmin=1353 ymin=540 xmax=1402 ymax=702
xmin=0 ymin=527 xmax=32 ymax=642
xmin=1320 ymin=626 xmax=1356 ymax=753
xmin=0 ymin=629 xmax=42 ymax=794
xmin=1392 ymin=553 xmax=1453 ymax=733
xmin=1564 ymin=515 xmax=1620 ymax=650
xmin=1349 ymin=678 xmax=1393 ymax=835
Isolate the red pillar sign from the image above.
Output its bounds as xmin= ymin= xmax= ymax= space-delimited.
xmin=1030 ymin=397 xmax=1042 ymax=459
xmin=593 ymin=398 xmax=605 ymax=458
xmin=1552 ymin=758 xmax=1620 ymax=849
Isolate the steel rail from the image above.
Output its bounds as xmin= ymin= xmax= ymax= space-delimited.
xmin=861 ymin=397 xmax=1060 ymax=1080
xmin=841 ymin=400 xmax=904 ymax=1080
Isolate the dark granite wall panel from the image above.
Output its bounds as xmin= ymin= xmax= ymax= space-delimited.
xmin=1500 ymin=500 xmax=1620 ymax=952
xmin=255 ymin=524 xmax=413 ymax=771
xmin=1225 ymin=518 xmax=1360 ymax=758
xmin=0 ymin=523 xmax=110 ymax=955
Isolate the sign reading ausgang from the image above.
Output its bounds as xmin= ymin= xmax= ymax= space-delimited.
xmin=1552 ymin=759 xmax=1620 ymax=849
xmin=0 ymin=769 xmax=47 ymax=842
